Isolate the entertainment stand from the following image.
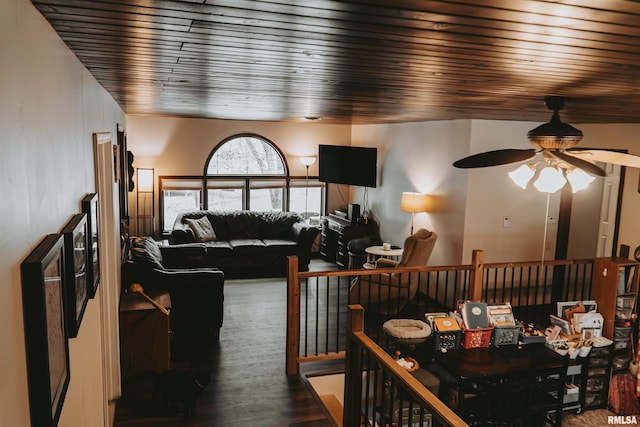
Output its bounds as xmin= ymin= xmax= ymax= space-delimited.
xmin=320 ymin=215 xmax=376 ymax=269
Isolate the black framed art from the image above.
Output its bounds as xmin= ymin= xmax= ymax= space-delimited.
xmin=21 ymin=234 xmax=70 ymax=427
xmin=82 ymin=193 xmax=100 ymax=298
xmin=61 ymin=213 xmax=89 ymax=338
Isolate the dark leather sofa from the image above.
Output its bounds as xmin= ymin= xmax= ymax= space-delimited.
xmin=121 ymin=236 xmax=225 ymax=341
xmin=171 ymin=210 xmax=320 ymax=277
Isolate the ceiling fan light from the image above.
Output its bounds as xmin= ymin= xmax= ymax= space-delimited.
xmin=566 ymin=168 xmax=595 ymax=193
xmin=508 ymin=164 xmax=535 ymax=189
xmin=533 ymin=166 xmax=566 ymax=193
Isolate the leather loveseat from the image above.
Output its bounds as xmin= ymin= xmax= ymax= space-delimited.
xmin=171 ymin=210 xmax=320 ymax=277
xmin=121 ymin=236 xmax=225 ymax=341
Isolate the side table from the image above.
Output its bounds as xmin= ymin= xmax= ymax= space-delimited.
xmin=364 ymin=245 xmax=403 ymax=268
xmin=119 ymin=290 xmax=171 ymax=378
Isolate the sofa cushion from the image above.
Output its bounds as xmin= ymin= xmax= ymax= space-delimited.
xmin=202 ymin=240 xmax=234 ymax=257
xmin=226 ymin=212 xmax=259 ymax=239
xmin=130 ymin=237 xmax=165 ymax=270
xmin=185 ymin=216 xmax=217 ymax=242
xmin=262 ymin=239 xmax=298 ymax=250
xmin=258 ymin=211 xmax=300 ymax=239
xmin=229 ymin=238 xmax=267 ymax=255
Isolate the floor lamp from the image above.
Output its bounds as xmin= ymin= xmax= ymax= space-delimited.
xmin=400 ymin=192 xmax=431 ymax=235
xmin=137 ymin=168 xmax=154 ymax=236
xmin=300 ymin=156 xmax=316 ymax=221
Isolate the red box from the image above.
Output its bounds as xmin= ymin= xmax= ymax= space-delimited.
xmin=462 ymin=326 xmax=493 ymax=349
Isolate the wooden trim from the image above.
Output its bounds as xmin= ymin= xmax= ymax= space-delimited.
xmin=469 ymin=249 xmax=484 ymax=301
xmin=297 ymin=352 xmax=346 ymax=364
xmin=345 ymin=305 xmax=468 ymax=427
xmin=343 ymin=305 xmax=364 ymax=427
xmin=286 ymin=256 xmax=300 ymax=376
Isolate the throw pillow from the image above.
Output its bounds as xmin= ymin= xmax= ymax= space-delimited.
xmin=185 ymin=216 xmax=217 ymax=242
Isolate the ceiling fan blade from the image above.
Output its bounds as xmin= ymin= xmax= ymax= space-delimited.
xmin=568 ymin=149 xmax=640 ymax=168
xmin=453 ymin=149 xmax=537 ymax=168
xmin=551 ymin=151 xmax=606 ymax=177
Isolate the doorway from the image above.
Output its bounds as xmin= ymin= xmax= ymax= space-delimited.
xmin=562 ymin=163 xmax=623 ymax=259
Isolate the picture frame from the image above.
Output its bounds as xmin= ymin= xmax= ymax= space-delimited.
xmin=549 ymin=314 xmax=573 ymax=336
xmin=21 ymin=234 xmax=70 ymax=427
xmin=61 ymin=213 xmax=89 ymax=338
xmin=82 ymin=193 xmax=100 ymax=298
xmin=556 ymin=300 xmax=597 ymax=318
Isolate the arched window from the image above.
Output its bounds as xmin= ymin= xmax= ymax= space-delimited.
xmin=203 ymin=134 xmax=290 ymax=211
xmin=206 ymin=135 xmax=286 ymax=175
xmin=160 ymin=134 xmax=324 ymax=232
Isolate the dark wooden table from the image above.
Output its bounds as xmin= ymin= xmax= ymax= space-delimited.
xmin=119 ymin=290 xmax=171 ymax=379
xmin=433 ymin=344 xmax=566 ymax=425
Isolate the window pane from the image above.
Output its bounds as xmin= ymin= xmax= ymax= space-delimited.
xmin=250 ymin=188 xmax=284 ymax=211
xmin=162 ymin=190 xmax=201 ymax=231
xmin=207 ymin=136 xmax=285 ymax=175
xmin=208 ymin=189 xmax=243 ymax=211
xmin=290 ymin=186 xmax=322 ymax=219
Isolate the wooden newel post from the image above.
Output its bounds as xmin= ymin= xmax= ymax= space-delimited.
xmin=286 ymin=256 xmax=300 ymax=376
xmin=343 ymin=304 xmax=364 ymax=427
xmin=469 ymin=249 xmax=484 ymax=301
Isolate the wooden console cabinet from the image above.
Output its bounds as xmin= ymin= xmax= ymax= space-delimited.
xmin=320 ymin=215 xmax=375 ymax=269
xmin=119 ymin=290 xmax=171 ymax=378
xmin=591 ymin=257 xmax=639 ymax=339
xmin=590 ymin=257 xmax=639 ymax=409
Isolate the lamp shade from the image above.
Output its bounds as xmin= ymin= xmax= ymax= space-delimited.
xmin=300 ymin=156 xmax=316 ymax=167
xmin=400 ymin=192 xmax=432 ymax=213
xmin=533 ymin=166 xmax=566 ymax=193
xmin=566 ymin=168 xmax=595 ymax=193
xmin=137 ymin=168 xmax=154 ymax=192
xmin=508 ymin=164 xmax=535 ymax=189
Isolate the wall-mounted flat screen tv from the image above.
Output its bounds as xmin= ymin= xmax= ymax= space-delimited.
xmin=318 ymin=144 xmax=377 ymax=188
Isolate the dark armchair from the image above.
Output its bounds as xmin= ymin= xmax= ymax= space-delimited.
xmin=121 ymin=237 xmax=225 ymax=341
xmin=349 ymin=229 xmax=437 ymax=315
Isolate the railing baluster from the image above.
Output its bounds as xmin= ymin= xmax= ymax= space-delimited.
xmin=289 ymin=255 xmax=594 ymax=374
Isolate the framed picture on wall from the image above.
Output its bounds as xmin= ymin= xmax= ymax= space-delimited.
xmin=21 ymin=234 xmax=71 ymax=427
xmin=82 ymin=193 xmax=100 ymax=298
xmin=61 ymin=213 xmax=89 ymax=338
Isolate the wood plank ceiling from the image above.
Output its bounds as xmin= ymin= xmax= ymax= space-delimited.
xmin=32 ymin=0 xmax=640 ymax=124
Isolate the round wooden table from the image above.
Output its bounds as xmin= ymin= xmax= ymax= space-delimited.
xmin=363 ymin=245 xmax=403 ymax=268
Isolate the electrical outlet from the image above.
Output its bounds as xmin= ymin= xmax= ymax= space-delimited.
xmin=503 ymin=216 xmax=510 ymax=228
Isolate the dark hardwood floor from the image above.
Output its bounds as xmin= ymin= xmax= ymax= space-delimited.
xmin=114 ymin=259 xmax=336 ymax=427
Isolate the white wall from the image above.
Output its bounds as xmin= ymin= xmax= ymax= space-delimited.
xmin=351 ymin=120 xmax=471 ymax=266
xmin=353 ymin=119 xmax=640 ymax=266
xmin=1 ymin=1 xmax=125 ymax=425
xmin=578 ymin=124 xmax=640 ymax=255
xmin=125 ymin=116 xmax=351 ymax=176
xmin=127 ymin=117 xmax=640 ymax=268
xmin=125 ymin=115 xmax=353 ymax=224
xmin=462 ymin=120 xmax=562 ymax=263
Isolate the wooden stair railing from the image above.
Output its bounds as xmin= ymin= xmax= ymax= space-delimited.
xmin=344 ymin=304 xmax=468 ymax=427
xmin=286 ymin=251 xmax=595 ymax=376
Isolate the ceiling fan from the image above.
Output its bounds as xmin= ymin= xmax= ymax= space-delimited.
xmin=453 ymin=96 xmax=640 ymax=180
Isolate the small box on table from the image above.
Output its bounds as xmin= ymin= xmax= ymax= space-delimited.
xmin=462 ymin=326 xmax=493 ymax=349
xmin=492 ymin=325 xmax=520 ymax=346
xmin=487 ymin=303 xmax=518 ymax=346
xmin=425 ymin=313 xmax=461 ymax=352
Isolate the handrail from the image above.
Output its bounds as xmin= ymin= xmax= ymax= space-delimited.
xmin=286 ymin=256 xmax=475 ymax=375
xmin=344 ymin=305 xmax=468 ymax=427
xmin=286 ymin=251 xmax=595 ymax=375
